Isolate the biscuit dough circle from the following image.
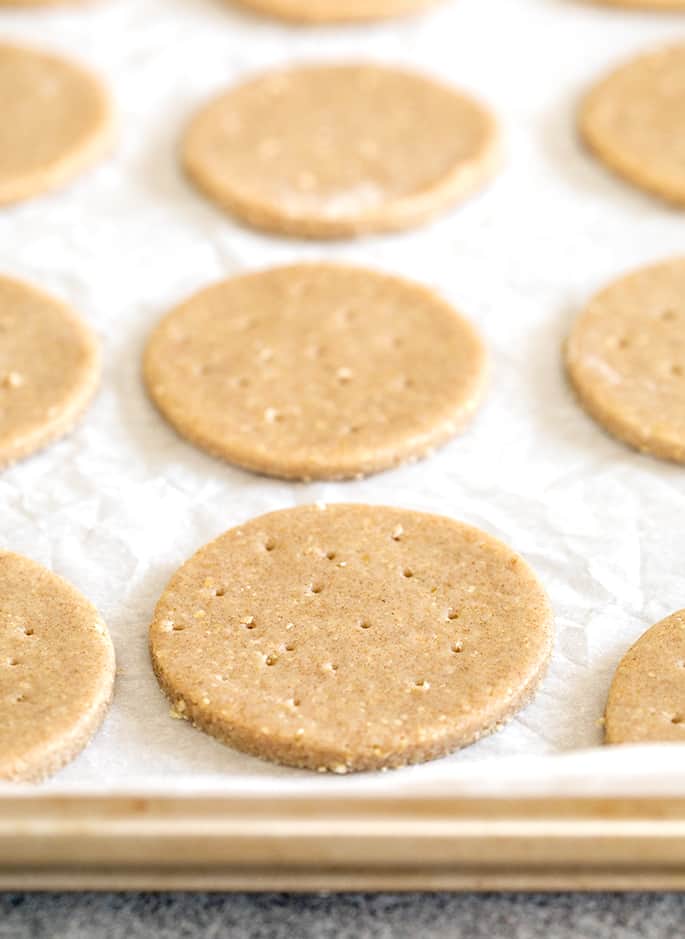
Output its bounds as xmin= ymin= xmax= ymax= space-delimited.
xmin=231 ymin=0 xmax=442 ymax=22
xmin=182 ymin=63 xmax=500 ymax=238
xmin=149 ymin=505 xmax=553 ymax=773
xmin=580 ymin=44 xmax=685 ymax=206
xmin=0 ymin=552 xmax=115 ymax=782
xmin=606 ymin=610 xmax=685 ymax=745
xmin=0 ymin=276 xmax=100 ymax=469
xmin=0 ymin=42 xmax=113 ymax=205
xmin=143 ymin=263 xmax=488 ymax=480
xmin=591 ymin=1 xmax=685 ymax=8
xmin=566 ymin=258 xmax=685 ymax=462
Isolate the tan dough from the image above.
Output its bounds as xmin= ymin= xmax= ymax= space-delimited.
xmin=0 ymin=276 xmax=100 ymax=469
xmin=182 ymin=63 xmax=501 ymax=238
xmin=0 ymin=552 xmax=115 ymax=782
xmin=605 ymin=610 xmax=685 ymax=745
xmin=0 ymin=1 xmax=90 ymax=5
xmin=0 ymin=42 xmax=113 ymax=205
xmin=231 ymin=0 xmax=443 ymax=23
xmin=580 ymin=44 xmax=685 ymax=206
xmin=143 ymin=263 xmax=487 ymax=480
xmin=591 ymin=0 xmax=685 ymax=8
xmin=149 ymin=504 xmax=553 ymax=774
xmin=566 ymin=258 xmax=685 ymax=462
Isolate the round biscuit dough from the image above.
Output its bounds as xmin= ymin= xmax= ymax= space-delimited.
xmin=149 ymin=504 xmax=554 ymax=773
xmin=230 ymin=0 xmax=443 ymax=22
xmin=182 ymin=63 xmax=501 ymax=238
xmin=591 ymin=1 xmax=685 ymax=8
xmin=0 ymin=276 xmax=100 ymax=469
xmin=580 ymin=44 xmax=685 ymax=206
xmin=0 ymin=42 xmax=113 ymax=205
xmin=143 ymin=263 xmax=488 ymax=480
xmin=0 ymin=552 xmax=115 ymax=782
xmin=605 ymin=610 xmax=685 ymax=745
xmin=566 ymin=258 xmax=685 ymax=463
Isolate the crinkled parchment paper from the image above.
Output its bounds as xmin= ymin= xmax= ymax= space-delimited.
xmin=2 ymin=0 xmax=685 ymax=796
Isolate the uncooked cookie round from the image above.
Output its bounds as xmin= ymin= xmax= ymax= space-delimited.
xmin=0 ymin=42 xmax=113 ymax=205
xmin=231 ymin=0 xmax=442 ymax=23
xmin=566 ymin=258 xmax=685 ymax=462
xmin=182 ymin=63 xmax=500 ymax=238
xmin=0 ymin=276 xmax=100 ymax=469
xmin=592 ymin=0 xmax=685 ymax=8
xmin=0 ymin=552 xmax=115 ymax=782
xmin=149 ymin=504 xmax=553 ymax=773
xmin=605 ymin=610 xmax=685 ymax=745
xmin=580 ymin=44 xmax=685 ymax=206
xmin=143 ymin=263 xmax=487 ymax=480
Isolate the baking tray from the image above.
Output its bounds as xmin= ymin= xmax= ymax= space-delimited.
xmin=3 ymin=0 xmax=685 ymax=893
xmin=4 ymin=792 xmax=685 ymax=891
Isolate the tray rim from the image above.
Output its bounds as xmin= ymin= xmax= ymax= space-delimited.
xmin=4 ymin=791 xmax=685 ymax=891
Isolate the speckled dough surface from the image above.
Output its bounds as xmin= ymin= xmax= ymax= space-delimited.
xmin=182 ymin=63 xmax=500 ymax=238
xmin=231 ymin=0 xmax=443 ymax=23
xmin=0 ymin=42 xmax=112 ymax=205
xmin=580 ymin=44 xmax=685 ymax=206
xmin=0 ymin=552 xmax=115 ymax=782
xmin=149 ymin=504 xmax=553 ymax=774
xmin=144 ymin=263 xmax=487 ymax=480
xmin=605 ymin=610 xmax=685 ymax=745
xmin=0 ymin=276 xmax=100 ymax=469
xmin=566 ymin=258 xmax=685 ymax=463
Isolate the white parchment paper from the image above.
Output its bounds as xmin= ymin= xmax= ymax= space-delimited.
xmin=2 ymin=0 xmax=685 ymax=796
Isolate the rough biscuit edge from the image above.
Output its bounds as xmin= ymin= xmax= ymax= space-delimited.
xmin=150 ymin=612 xmax=553 ymax=774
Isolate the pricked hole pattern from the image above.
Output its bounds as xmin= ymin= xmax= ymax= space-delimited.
xmin=7 ymin=658 xmax=18 ymax=667
xmin=172 ymin=623 xmax=185 ymax=632
xmin=284 ymin=643 xmax=295 ymax=652
xmin=264 ymin=538 xmax=276 ymax=552
xmin=359 ymin=621 xmax=371 ymax=630
xmin=414 ymin=679 xmax=430 ymax=689
xmin=215 ymin=588 xmax=226 ymax=597
xmin=672 ymin=714 xmax=685 ymax=725
xmin=325 ymin=550 xmax=336 ymax=561
xmin=402 ymin=568 xmax=414 ymax=579
xmin=308 ymin=582 xmax=323 ymax=595
xmin=14 ymin=693 xmax=26 ymax=703
xmin=23 ymin=628 xmax=35 ymax=637
xmin=451 ymin=640 xmax=464 ymax=654
xmin=447 ymin=609 xmax=460 ymax=621
xmin=265 ymin=654 xmax=278 ymax=666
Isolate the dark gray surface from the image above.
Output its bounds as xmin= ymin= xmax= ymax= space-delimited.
xmin=2 ymin=892 xmax=685 ymax=939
